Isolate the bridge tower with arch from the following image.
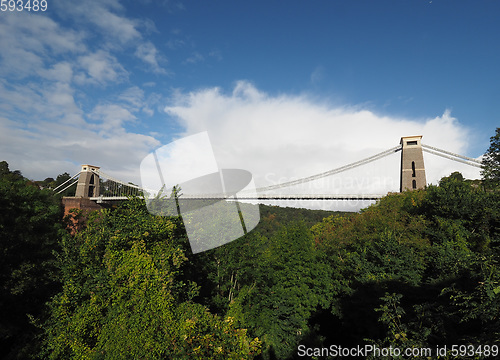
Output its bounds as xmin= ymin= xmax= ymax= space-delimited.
xmin=400 ymin=136 xmax=426 ymax=191
xmin=75 ymin=165 xmax=100 ymax=198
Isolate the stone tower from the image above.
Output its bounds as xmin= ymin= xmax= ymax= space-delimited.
xmin=400 ymin=136 xmax=426 ymax=191
xmin=75 ymin=165 xmax=100 ymax=198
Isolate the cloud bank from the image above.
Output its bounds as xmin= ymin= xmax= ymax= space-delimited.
xmin=165 ymin=81 xmax=481 ymax=210
xmin=0 ymin=4 xmax=168 ymax=182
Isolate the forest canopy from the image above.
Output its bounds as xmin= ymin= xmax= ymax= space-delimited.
xmin=0 ymin=128 xmax=499 ymax=359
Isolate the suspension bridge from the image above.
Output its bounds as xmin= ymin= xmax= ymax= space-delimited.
xmin=55 ymin=136 xmax=482 ymax=208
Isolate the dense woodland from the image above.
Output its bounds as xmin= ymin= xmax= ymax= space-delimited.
xmin=1 ymin=128 xmax=500 ymax=359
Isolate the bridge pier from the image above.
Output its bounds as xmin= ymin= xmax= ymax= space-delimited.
xmin=62 ymin=197 xmax=103 ymax=216
xmin=400 ymin=136 xmax=426 ymax=191
xmin=62 ymin=165 xmax=104 ymax=231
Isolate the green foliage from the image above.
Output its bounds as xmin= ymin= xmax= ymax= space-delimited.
xmin=0 ymin=162 xmax=64 ymax=359
xmin=371 ymin=293 xmax=409 ymax=345
xmin=313 ymin=192 xmax=429 ymax=288
xmin=344 ymin=230 xmax=426 ymax=286
xmin=310 ymin=179 xmax=500 ymax=353
xmin=3 ymin=158 xmax=500 ymax=359
xmin=53 ymin=172 xmax=78 ymax=196
xmin=43 ymin=199 xmax=260 ymax=359
xmin=441 ymin=254 xmax=500 ymax=343
xmin=193 ymin=181 xmax=499 ymax=358
xmin=419 ymin=174 xmax=500 ymax=251
xmin=313 ymin=192 xmax=428 ymax=250
xmin=200 ymin=222 xmax=333 ymax=360
xmin=0 ymin=161 xmax=24 ymax=183
xmin=482 ymin=127 xmax=500 ymax=188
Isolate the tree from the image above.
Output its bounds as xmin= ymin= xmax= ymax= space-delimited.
xmin=0 ymin=160 xmax=9 ymax=176
xmin=0 ymin=163 xmax=64 ymax=359
xmin=0 ymin=160 xmax=24 ymax=182
xmin=482 ymin=127 xmax=500 ymax=188
xmin=53 ymin=172 xmax=76 ymax=196
xmin=43 ymin=199 xmax=260 ymax=359
xmin=420 ymin=173 xmax=499 ymax=252
xmin=218 ymin=223 xmax=334 ymax=360
xmin=310 ymin=183 xmax=500 ymax=352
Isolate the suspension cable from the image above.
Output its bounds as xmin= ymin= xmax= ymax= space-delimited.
xmin=52 ymin=171 xmax=80 ymax=192
xmin=251 ymin=145 xmax=402 ymax=193
xmin=92 ymin=169 xmax=142 ymax=189
xmin=56 ymin=179 xmax=79 ymax=194
xmin=422 ymin=147 xmax=482 ymax=168
xmin=421 ymin=144 xmax=482 ymax=165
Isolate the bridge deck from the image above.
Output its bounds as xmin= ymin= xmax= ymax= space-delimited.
xmin=90 ymin=194 xmax=385 ymax=202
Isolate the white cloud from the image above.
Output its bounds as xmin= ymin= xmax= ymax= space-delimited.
xmin=117 ymin=87 xmax=162 ymax=117
xmin=0 ymin=73 xmax=160 ymax=182
xmin=90 ymin=104 xmax=137 ymax=133
xmin=165 ymin=81 xmax=481 ymax=211
xmin=310 ymin=65 xmax=325 ymax=85
xmin=119 ymin=87 xmax=146 ymax=109
xmin=76 ymin=50 xmax=129 ymax=85
xmin=0 ymin=109 xmax=160 ymax=183
xmin=185 ymin=52 xmax=204 ymax=64
xmin=0 ymin=78 xmax=84 ymax=127
xmin=135 ymin=42 xmax=167 ymax=74
xmin=166 ymin=38 xmax=187 ymax=50
xmin=184 ymin=50 xmax=222 ymax=65
xmin=140 ymin=18 xmax=159 ymax=35
xmin=2 ymin=12 xmax=85 ymax=54
xmin=51 ymin=0 xmax=168 ymax=74
xmin=95 ymin=11 xmax=141 ymax=44
xmin=54 ymin=0 xmax=141 ymax=45
xmin=208 ymin=50 xmax=223 ymax=61
xmin=38 ymin=62 xmax=74 ymax=83
xmin=0 ymin=12 xmax=85 ymax=79
xmin=0 ymin=1 xmax=171 ymax=184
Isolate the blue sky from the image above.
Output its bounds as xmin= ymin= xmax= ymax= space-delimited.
xmin=0 ymin=0 xmax=497 ymax=208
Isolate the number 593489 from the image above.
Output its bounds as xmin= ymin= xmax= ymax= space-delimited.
xmin=1 ymin=0 xmax=48 ymax=11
